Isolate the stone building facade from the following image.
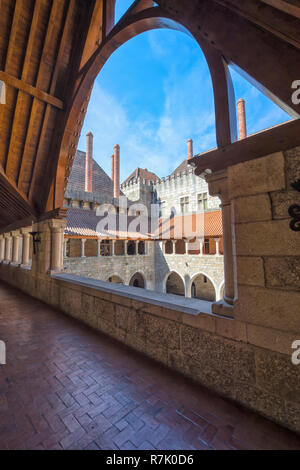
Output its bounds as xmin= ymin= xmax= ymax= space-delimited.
xmin=62 ymin=133 xmax=224 ymax=302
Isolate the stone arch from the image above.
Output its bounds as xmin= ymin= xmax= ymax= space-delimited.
xmin=127 ymin=240 xmax=136 ymax=255
xmin=175 ymin=239 xmax=185 ymax=255
xmin=218 ymin=281 xmax=225 ymax=301
xmin=165 ymin=240 xmax=173 ymax=254
xmin=165 ymin=271 xmax=185 ymax=296
xmin=54 ymin=5 xmax=238 ymax=207
xmin=129 ymin=272 xmax=146 ymax=289
xmin=190 ymin=272 xmax=217 ymax=302
xmin=138 ymin=241 xmax=145 ymax=255
xmin=107 ymin=275 xmax=124 ymax=284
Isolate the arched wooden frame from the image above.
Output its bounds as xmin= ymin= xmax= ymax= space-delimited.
xmin=51 ymin=3 xmax=237 ymax=210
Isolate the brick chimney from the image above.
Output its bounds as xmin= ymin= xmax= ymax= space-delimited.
xmin=111 ymin=154 xmax=114 ymax=182
xmin=113 ymin=144 xmax=120 ymax=198
xmin=187 ymin=139 xmax=193 ymax=160
xmin=237 ymin=98 xmax=247 ymax=140
xmin=85 ymin=132 xmax=93 ymax=192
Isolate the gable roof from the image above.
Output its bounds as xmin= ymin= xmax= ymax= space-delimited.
xmin=67 ymin=150 xmax=114 ymax=198
xmin=122 ymin=168 xmax=159 ymax=185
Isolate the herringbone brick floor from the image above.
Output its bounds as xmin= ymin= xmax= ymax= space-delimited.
xmin=0 ymin=281 xmax=299 ymax=450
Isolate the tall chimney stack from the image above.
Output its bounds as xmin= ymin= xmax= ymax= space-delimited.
xmin=113 ymin=144 xmax=120 ymax=199
xmin=187 ymin=139 xmax=193 ymax=160
xmin=237 ymin=98 xmax=247 ymax=140
xmin=111 ymin=154 xmax=114 ymax=182
xmin=85 ymin=132 xmax=93 ymax=192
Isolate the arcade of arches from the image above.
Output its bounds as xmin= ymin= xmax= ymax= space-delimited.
xmin=0 ymin=0 xmax=300 ymax=447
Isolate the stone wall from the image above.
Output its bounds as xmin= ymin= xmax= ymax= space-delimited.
xmin=0 ymin=147 xmax=300 ymax=434
xmin=155 ymin=243 xmax=224 ymax=299
xmin=64 ymin=250 xmax=156 ymax=290
xmin=153 ymin=168 xmax=220 ymax=216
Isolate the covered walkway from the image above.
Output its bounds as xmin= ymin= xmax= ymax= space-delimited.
xmin=0 ymin=281 xmax=299 ymax=451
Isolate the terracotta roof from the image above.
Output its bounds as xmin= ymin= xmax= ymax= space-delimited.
xmin=65 ymin=208 xmax=152 ymax=239
xmin=65 ymin=208 xmax=222 ymax=239
xmin=67 ymin=150 xmax=114 ymax=197
xmin=155 ymin=211 xmax=222 ymax=239
xmin=122 ymin=168 xmax=159 ymax=185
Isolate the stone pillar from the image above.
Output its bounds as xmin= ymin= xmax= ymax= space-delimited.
xmin=206 ymin=170 xmax=235 ymax=316
xmin=114 ymin=144 xmax=120 ymax=198
xmin=172 ymin=240 xmax=176 ymax=254
xmin=187 ymin=139 xmax=193 ymax=160
xmin=111 ymin=240 xmax=115 ymax=256
xmin=85 ymin=132 xmax=93 ymax=192
xmin=111 ymin=154 xmax=114 ymax=182
xmin=21 ymin=228 xmax=31 ymax=266
xmin=97 ymin=238 xmax=101 ymax=257
xmin=214 ymin=237 xmax=220 ymax=256
xmin=4 ymin=235 xmax=12 ymax=263
xmin=237 ymin=98 xmax=247 ymax=140
xmin=185 ymin=240 xmax=189 ymax=255
xmin=124 ymin=240 xmax=128 ymax=256
xmin=63 ymin=238 xmax=68 ymax=258
xmin=81 ymin=239 xmax=86 ymax=258
xmin=11 ymin=231 xmax=21 ymax=264
xmin=198 ymin=237 xmax=204 ymax=256
xmin=49 ymin=221 xmax=66 ymax=272
xmin=0 ymin=236 xmax=5 ymax=261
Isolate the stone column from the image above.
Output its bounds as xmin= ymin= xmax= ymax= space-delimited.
xmin=172 ymin=240 xmax=176 ymax=254
xmin=63 ymin=238 xmax=68 ymax=258
xmin=21 ymin=228 xmax=31 ymax=266
xmin=111 ymin=240 xmax=115 ymax=256
xmin=206 ymin=170 xmax=235 ymax=316
xmin=81 ymin=239 xmax=86 ymax=258
xmin=214 ymin=237 xmax=220 ymax=256
xmin=237 ymin=98 xmax=247 ymax=140
xmin=198 ymin=237 xmax=204 ymax=256
xmin=49 ymin=220 xmax=66 ymax=272
xmin=185 ymin=240 xmax=189 ymax=255
xmin=4 ymin=235 xmax=12 ymax=263
xmin=0 ymin=236 xmax=5 ymax=261
xmin=124 ymin=240 xmax=128 ymax=256
xmin=97 ymin=238 xmax=101 ymax=257
xmin=11 ymin=231 xmax=21 ymax=264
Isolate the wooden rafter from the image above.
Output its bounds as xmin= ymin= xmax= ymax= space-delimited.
xmin=0 ymin=72 xmax=64 ymax=109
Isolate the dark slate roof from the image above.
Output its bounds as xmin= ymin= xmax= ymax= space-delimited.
xmin=122 ymin=167 xmax=159 ymax=185
xmin=67 ymin=150 xmax=114 ymax=198
xmin=171 ymin=159 xmax=190 ymax=176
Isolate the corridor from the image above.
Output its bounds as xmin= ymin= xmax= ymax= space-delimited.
xmin=0 ymin=281 xmax=299 ymax=451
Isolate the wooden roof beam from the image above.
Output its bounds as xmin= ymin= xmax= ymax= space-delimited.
xmin=0 ymin=71 xmax=63 ymax=109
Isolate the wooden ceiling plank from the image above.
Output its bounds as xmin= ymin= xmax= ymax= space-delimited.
xmin=0 ymin=0 xmax=34 ymax=171
xmin=5 ymin=0 xmax=50 ymax=183
xmin=215 ymin=0 xmax=300 ymax=48
xmin=18 ymin=0 xmax=67 ymax=196
xmin=28 ymin=0 xmax=77 ymax=207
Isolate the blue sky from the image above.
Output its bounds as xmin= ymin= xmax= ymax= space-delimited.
xmin=78 ymin=0 xmax=291 ymax=182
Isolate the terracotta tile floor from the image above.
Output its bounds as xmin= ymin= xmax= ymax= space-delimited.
xmin=0 ymin=281 xmax=299 ymax=450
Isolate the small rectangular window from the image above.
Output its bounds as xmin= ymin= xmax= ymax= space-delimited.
xmin=180 ymin=196 xmax=189 ymax=214
xmin=198 ymin=192 xmax=208 ymax=211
